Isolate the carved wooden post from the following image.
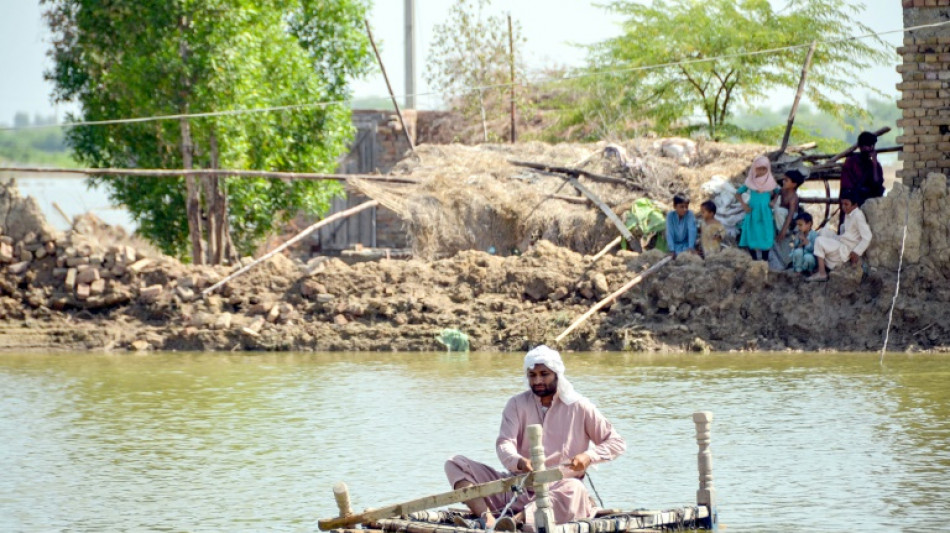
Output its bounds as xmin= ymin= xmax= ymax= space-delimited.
xmin=693 ymin=411 xmax=717 ymax=530
xmin=528 ymin=424 xmax=556 ymax=533
xmin=333 ymin=482 xmax=353 ymax=519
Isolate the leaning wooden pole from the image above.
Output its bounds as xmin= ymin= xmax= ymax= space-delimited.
xmin=590 ymin=236 xmax=622 ymax=264
xmin=564 ymin=176 xmax=639 ymax=251
xmin=365 ymin=19 xmax=416 ymax=156
xmin=200 ymin=200 xmax=379 ymax=297
xmin=778 ymin=41 xmax=817 ymax=156
xmin=554 ymin=255 xmax=672 ymax=344
xmin=814 ymin=126 xmax=891 ymax=169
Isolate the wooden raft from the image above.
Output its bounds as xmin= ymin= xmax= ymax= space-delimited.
xmin=360 ymin=506 xmax=710 ymax=533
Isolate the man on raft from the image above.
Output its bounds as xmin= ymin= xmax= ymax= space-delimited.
xmin=445 ymin=346 xmax=626 ymax=530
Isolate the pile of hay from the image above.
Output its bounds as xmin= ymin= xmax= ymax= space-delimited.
xmin=353 ymin=140 xmax=769 ymax=258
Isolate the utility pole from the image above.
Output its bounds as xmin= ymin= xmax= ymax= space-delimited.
xmin=508 ymin=14 xmax=516 ymax=143
xmin=404 ymin=0 xmax=416 ymax=109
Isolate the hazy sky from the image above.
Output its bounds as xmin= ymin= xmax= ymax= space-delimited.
xmin=0 ymin=0 xmax=903 ymax=125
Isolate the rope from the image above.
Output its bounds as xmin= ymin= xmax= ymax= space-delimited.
xmin=487 ymin=473 xmax=530 ymax=532
xmin=880 ymin=186 xmax=911 ymax=365
xmin=3 ymin=19 xmax=948 ymax=133
xmin=585 ymin=472 xmax=605 ymax=509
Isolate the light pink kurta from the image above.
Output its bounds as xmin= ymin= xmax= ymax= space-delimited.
xmin=445 ymin=390 xmax=625 ymax=527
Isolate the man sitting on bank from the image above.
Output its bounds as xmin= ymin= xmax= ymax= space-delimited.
xmin=841 ymin=131 xmax=885 ymax=206
xmin=807 ymin=190 xmax=873 ymax=282
xmin=445 ymin=346 xmax=626 ymax=531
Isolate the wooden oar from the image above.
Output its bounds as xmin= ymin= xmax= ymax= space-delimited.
xmin=317 ymin=468 xmax=563 ymax=530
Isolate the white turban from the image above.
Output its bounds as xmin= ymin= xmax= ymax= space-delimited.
xmin=523 ymin=345 xmax=584 ymax=405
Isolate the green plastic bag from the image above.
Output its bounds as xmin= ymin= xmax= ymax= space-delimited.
xmin=436 ymin=329 xmax=470 ymax=352
xmin=623 ymin=198 xmax=668 ymax=252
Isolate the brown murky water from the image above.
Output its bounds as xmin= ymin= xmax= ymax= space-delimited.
xmin=1 ymin=351 xmax=948 ymax=532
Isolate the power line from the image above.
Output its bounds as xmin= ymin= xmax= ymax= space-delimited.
xmin=1 ymin=18 xmax=947 ymax=133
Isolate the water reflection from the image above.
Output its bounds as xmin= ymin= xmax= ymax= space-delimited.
xmin=0 ymin=352 xmax=948 ymax=532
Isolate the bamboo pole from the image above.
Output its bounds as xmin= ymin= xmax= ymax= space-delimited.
xmin=200 ymin=200 xmax=380 ymax=297
xmin=802 ymin=145 xmax=901 ymax=162
xmin=365 ymin=19 xmax=416 ymax=157
xmin=813 ymin=126 xmax=891 ymax=169
xmin=590 ymin=236 xmax=622 ymax=264
xmin=0 ymin=166 xmax=419 ymax=185
xmin=554 ymin=255 xmax=672 ymax=344
xmin=51 ymin=201 xmax=72 ymax=228
xmin=777 ymin=41 xmax=817 ymax=156
xmin=317 ymin=468 xmax=562 ymax=530
xmin=509 ymin=160 xmax=639 ymax=188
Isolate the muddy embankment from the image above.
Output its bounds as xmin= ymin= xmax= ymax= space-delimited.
xmin=3 ymin=151 xmax=950 ymax=353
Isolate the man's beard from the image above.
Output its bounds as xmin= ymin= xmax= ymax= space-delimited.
xmin=532 ymin=377 xmax=558 ymax=398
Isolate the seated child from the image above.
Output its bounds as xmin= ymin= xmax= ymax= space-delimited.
xmin=665 ymin=194 xmax=697 ymax=257
xmin=790 ymin=212 xmax=818 ymax=274
xmin=699 ymin=200 xmax=726 ymax=257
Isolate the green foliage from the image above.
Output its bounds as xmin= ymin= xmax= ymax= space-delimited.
xmin=42 ymin=0 xmax=372 ymax=258
xmin=583 ymin=0 xmax=894 ymax=139
xmin=623 ymin=198 xmax=667 ymax=252
xmin=0 ymin=114 xmax=77 ymax=167
xmin=426 ymin=0 xmax=527 ymax=140
xmin=730 ymin=97 xmax=900 ymax=151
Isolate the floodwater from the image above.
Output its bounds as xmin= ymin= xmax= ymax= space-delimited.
xmin=0 ymin=351 xmax=948 ymax=532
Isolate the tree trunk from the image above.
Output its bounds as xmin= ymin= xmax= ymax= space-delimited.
xmin=178 ymin=15 xmax=203 ymax=265
xmin=180 ymin=115 xmax=204 ymax=265
xmin=209 ymin=131 xmax=232 ymax=265
xmin=203 ymin=145 xmax=218 ymax=264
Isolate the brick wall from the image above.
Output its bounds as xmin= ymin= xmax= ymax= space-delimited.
xmin=897 ymin=0 xmax=950 ymax=187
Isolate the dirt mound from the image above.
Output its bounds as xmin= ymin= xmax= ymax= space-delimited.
xmin=0 ymin=178 xmax=57 ymax=242
xmin=3 ymin=162 xmax=950 ymax=354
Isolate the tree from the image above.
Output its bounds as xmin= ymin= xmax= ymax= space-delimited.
xmin=426 ymin=0 xmax=526 ymax=142
xmin=43 ymin=0 xmax=372 ymax=261
xmin=588 ymin=0 xmax=893 ymax=139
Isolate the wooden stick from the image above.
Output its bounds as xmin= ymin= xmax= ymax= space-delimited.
xmin=802 ymin=145 xmax=901 ymax=162
xmin=0 ymin=166 xmax=419 ymax=184
xmin=787 ymin=141 xmax=817 ymax=153
xmin=509 ymin=160 xmax=639 ymax=188
xmin=201 ymin=200 xmax=379 ymax=297
xmin=798 ymin=197 xmax=840 ymax=204
xmin=554 ymin=255 xmax=672 ymax=344
xmin=778 ymin=41 xmax=817 ymax=155
xmin=812 ymin=127 xmax=891 ymax=169
xmin=51 ymin=201 xmax=73 ymax=228
xmin=590 ymin=236 xmax=622 ymax=263
xmin=317 ymin=469 xmax=563 ymax=530
xmin=365 ymin=19 xmax=416 ymax=157
xmin=550 ymin=194 xmax=589 ymax=205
